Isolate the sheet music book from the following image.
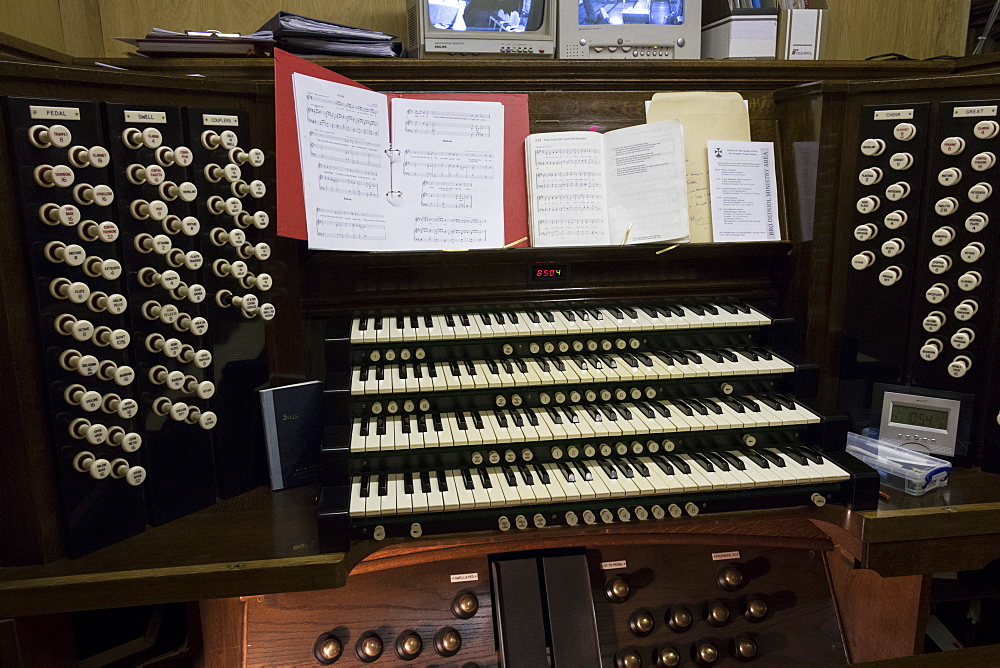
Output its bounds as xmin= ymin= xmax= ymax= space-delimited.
xmin=292 ymin=72 xmax=505 ymax=251
xmin=525 ymin=121 xmax=690 ymax=247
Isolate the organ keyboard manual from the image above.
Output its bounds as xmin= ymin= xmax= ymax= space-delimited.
xmin=317 ymin=297 xmax=879 ymax=551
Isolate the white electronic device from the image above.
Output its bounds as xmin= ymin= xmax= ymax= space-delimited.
xmin=558 ymin=0 xmax=702 ymax=60
xmin=406 ymin=0 xmax=556 ymax=58
xmin=874 ymin=384 xmax=972 ymax=458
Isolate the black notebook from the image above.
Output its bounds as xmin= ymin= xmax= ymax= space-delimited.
xmin=259 ymin=380 xmax=323 ymax=490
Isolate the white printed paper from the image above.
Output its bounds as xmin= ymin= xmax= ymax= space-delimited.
xmin=292 ymin=73 xmax=505 ymax=251
xmin=707 ymin=141 xmax=780 ymax=243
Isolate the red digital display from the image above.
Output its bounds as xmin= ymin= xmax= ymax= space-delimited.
xmin=530 ymin=263 xmax=569 ymax=283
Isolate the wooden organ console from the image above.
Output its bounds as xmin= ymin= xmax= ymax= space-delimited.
xmin=6 ymin=50 xmax=1000 ymax=668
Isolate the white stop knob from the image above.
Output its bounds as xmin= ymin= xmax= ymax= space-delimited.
xmin=948 ymin=356 xmax=972 ymax=378
xmin=851 ymin=251 xmax=876 ymax=270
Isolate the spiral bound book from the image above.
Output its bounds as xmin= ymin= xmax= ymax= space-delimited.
xmin=259 ymin=380 xmax=323 ymax=490
xmin=292 ymin=72 xmax=507 ymax=251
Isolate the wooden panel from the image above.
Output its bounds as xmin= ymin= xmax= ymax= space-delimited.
xmin=198 ymin=598 xmax=247 ymax=668
xmin=0 ymin=0 xmax=67 ymax=54
xmin=824 ymin=0 xmax=971 ymax=60
xmin=97 ymin=0 xmax=407 ymax=57
xmin=58 ymin=0 xmax=105 ymax=57
xmin=0 ymin=614 xmax=76 ymax=667
xmin=825 ymin=546 xmax=928 ymax=663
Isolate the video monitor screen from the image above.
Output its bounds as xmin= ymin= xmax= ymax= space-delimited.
xmin=430 ymin=0 xmax=546 ymax=32
xmin=578 ymin=0 xmax=686 ymax=26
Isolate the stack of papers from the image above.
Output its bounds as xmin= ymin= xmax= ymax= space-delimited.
xmin=258 ymin=12 xmax=404 ymax=57
xmin=115 ymin=28 xmax=273 ymax=58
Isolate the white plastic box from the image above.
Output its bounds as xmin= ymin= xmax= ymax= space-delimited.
xmin=846 ymin=432 xmax=951 ymax=496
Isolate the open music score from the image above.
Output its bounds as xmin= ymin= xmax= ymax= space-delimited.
xmin=293 ymin=72 xmax=506 ymax=251
xmin=526 ymin=122 xmax=690 ymax=248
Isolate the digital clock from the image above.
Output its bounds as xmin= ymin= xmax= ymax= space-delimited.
xmin=874 ymin=384 xmax=973 ymax=457
xmin=530 ymin=263 xmax=570 ymax=284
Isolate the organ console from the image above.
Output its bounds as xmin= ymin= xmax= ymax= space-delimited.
xmin=7 ymin=49 xmax=1000 ymax=668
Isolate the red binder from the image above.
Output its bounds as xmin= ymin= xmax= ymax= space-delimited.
xmin=273 ymin=49 xmax=530 ymax=247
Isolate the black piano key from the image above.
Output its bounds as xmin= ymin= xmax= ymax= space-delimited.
xmin=587 ymin=308 xmax=604 ymax=321
xmin=546 ymin=407 xmax=563 ymax=425
xmin=533 ymin=463 xmax=550 ymax=484
xmin=798 ymin=446 xmax=825 ymax=465
xmin=734 ymin=303 xmax=753 ymax=314
xmin=687 ymin=303 xmax=706 ymax=316
xmin=741 ymin=449 xmax=770 ymax=468
xmin=652 ymin=456 xmax=674 ymax=476
xmin=514 ymin=358 xmax=528 ymax=373
xmin=536 ymin=357 xmax=551 ymax=372
xmin=437 ymin=469 xmax=449 ymax=491
xmin=700 ymin=398 xmax=723 ymax=415
xmin=501 ymin=466 xmax=517 ymax=486
xmin=639 ymin=305 xmax=658 ymax=317
xmin=557 ymin=461 xmax=575 ymax=483
xmin=432 ymin=413 xmax=444 ymax=431
xmin=689 ymin=453 xmax=715 ymax=472
xmin=560 ymin=407 xmax=579 ymax=424
xmin=417 ymin=414 xmax=428 ymax=433
xmin=614 ymin=459 xmax=634 ymax=478
xmin=445 ymin=313 xmax=456 ymax=328
xmin=704 ymin=452 xmax=730 ymax=471
xmin=401 ymin=417 xmax=411 ymax=434
xmin=664 ymin=304 xmax=685 ymax=317
xmin=378 ymin=474 xmax=388 ymax=496
xmin=623 ymin=307 xmax=638 ymax=319
xmin=757 ymin=449 xmax=786 ymax=467
xmin=358 ymin=318 xmax=368 ymax=331
xmin=636 ymin=403 xmax=656 ymax=419
xmin=479 ymin=313 xmax=492 ymax=326
xmin=359 ymin=418 xmax=371 ymax=436
xmin=553 ymin=358 xmax=566 ymax=372
xmin=524 ymin=409 xmax=540 ymax=427
xmin=413 ymin=363 xmax=423 ymax=379
xmin=360 ymin=474 xmax=370 ymax=497
xmin=375 ymin=366 xmax=385 ymax=381
xmin=703 ymin=303 xmax=719 ymax=315
xmin=664 ymin=453 xmax=691 ymax=474
xmin=635 ymin=352 xmax=654 ymax=367
xmin=509 ymin=409 xmax=525 ymax=428
xmin=621 ymin=353 xmax=639 ymax=369
xmin=573 ymin=461 xmax=593 ymax=481
xmin=604 ymin=355 xmax=617 ymax=369
xmin=477 ymin=467 xmax=492 ymax=489
xmin=403 ymin=472 xmax=414 ymax=495
xmin=448 ymin=361 xmax=462 ymax=378
xmin=651 ymin=402 xmax=672 ymax=418
xmin=508 ymin=312 xmax=519 ymax=324
xmin=495 ymin=312 xmax=506 ymax=325
xmin=722 ymin=396 xmax=747 ymax=413
xmin=608 ymin=306 xmax=624 ymax=319
xmin=423 ymin=315 xmax=433 ymax=328
xmin=617 ymin=405 xmax=633 ymax=420
xmin=428 ymin=363 xmax=438 ymax=378
xmin=753 ymin=348 xmax=774 ymax=361
xmin=719 ymin=349 xmax=739 ymax=363
xmin=359 ymin=365 xmax=369 ymax=381
xmin=586 ymin=406 xmax=603 ymax=421
xmin=471 ymin=411 xmax=485 ymax=429
xmin=527 ymin=311 xmax=541 ymax=324
xmin=399 ymin=364 xmax=408 ymax=379
xmin=374 ymin=317 xmax=383 ymax=331
xmin=518 ymin=464 xmax=534 ymax=485
xmin=455 ymin=412 xmax=469 ymax=430
xmin=500 ymin=358 xmax=514 ymax=374
xmin=701 ymin=349 xmax=724 ymax=363
xmin=599 ymin=460 xmax=618 ymax=479
xmin=778 ymin=446 xmax=809 ymax=466
xmin=757 ymin=394 xmax=783 ymax=411
xmin=459 ymin=313 xmax=471 ymax=327
xmin=462 ymin=468 xmax=475 ymax=489
xmin=494 ymin=409 xmax=509 ymax=428
xmin=562 ymin=309 xmax=576 ymax=322
xmin=629 ymin=457 xmax=649 ymax=477
xmin=376 ymin=416 xmax=387 ymax=436
xmin=575 ymin=309 xmax=590 ymax=321
xmin=771 ymin=392 xmax=798 ymax=410
xmin=486 ymin=359 xmax=500 ymax=374
xmin=683 ymin=350 xmax=702 ymax=364
xmin=420 ymin=470 xmax=432 ymax=493
xmin=718 ymin=451 xmax=746 ymax=470
xmin=717 ymin=303 xmax=739 ymax=314
xmin=588 ymin=355 xmax=603 ymax=370
xmin=734 ymin=348 xmax=758 ymax=362
xmin=681 ymin=399 xmax=706 ymax=416
xmin=465 ymin=360 xmax=477 ymax=376
xmin=542 ymin=311 xmax=555 ymax=323
xmin=572 ymin=356 xmax=588 ymax=371
xmin=734 ymin=395 xmax=760 ymax=412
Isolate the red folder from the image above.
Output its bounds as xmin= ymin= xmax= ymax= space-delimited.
xmin=273 ymin=49 xmax=530 ymax=247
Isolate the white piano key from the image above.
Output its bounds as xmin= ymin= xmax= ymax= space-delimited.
xmin=451 ymin=469 xmax=476 ymax=509
xmin=483 ymin=467 xmax=508 ymax=507
xmin=764 ymin=448 xmax=821 ymax=484
xmin=435 ymin=471 xmax=457 ymax=511
xmin=349 ymin=476 xmax=365 ymax=517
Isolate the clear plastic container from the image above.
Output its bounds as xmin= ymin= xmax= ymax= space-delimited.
xmin=846 ymin=432 xmax=951 ymax=496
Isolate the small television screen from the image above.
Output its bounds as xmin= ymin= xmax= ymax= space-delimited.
xmin=578 ymin=0 xmax=686 ymax=26
xmin=430 ymin=0 xmax=546 ymax=32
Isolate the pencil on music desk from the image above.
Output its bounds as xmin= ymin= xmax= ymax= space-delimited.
xmin=503 ymin=236 xmax=529 ymax=249
xmin=656 ymin=244 xmax=680 ymax=255
xmin=620 ymin=224 xmax=632 ymax=247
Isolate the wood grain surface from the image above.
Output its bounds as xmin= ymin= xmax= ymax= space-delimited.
xmin=230 ymin=541 xmax=847 ymax=667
